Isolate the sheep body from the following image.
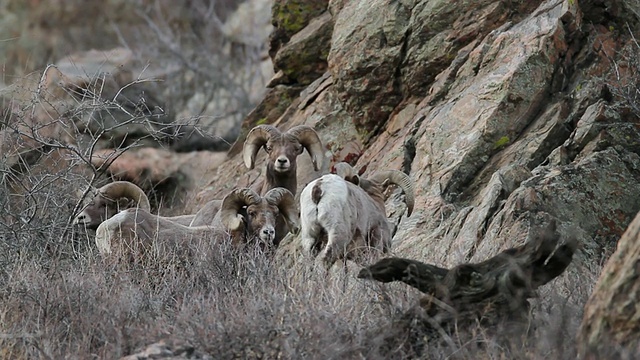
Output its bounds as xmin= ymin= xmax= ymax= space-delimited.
xmin=299 ymin=163 xmax=415 ymax=267
xmin=95 ymin=187 xmax=299 ymax=260
xmin=73 ymin=181 xmax=221 ymax=230
xmin=188 ymin=200 xmax=222 ymax=226
xmin=95 ymin=208 xmax=225 ymax=261
xmin=299 ymin=174 xmax=391 ymax=266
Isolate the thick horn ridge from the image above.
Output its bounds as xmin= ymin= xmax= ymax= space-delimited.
xmin=287 ymin=125 xmax=324 ymax=171
xmin=99 ymin=181 xmax=151 ymax=210
xmin=243 ymin=125 xmax=282 ymax=169
xmin=370 ymin=170 xmax=415 ymax=216
xmin=220 ymin=188 xmax=261 ymax=230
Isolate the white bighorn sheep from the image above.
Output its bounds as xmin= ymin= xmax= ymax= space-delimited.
xmin=95 ymin=187 xmax=299 ymax=260
xmin=73 ymin=181 xmax=222 ymax=229
xmin=299 ymin=163 xmax=415 ymax=268
xmin=242 ymin=124 xmax=324 ymax=246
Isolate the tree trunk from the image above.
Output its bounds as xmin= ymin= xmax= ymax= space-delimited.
xmin=358 ymin=220 xmax=576 ymax=329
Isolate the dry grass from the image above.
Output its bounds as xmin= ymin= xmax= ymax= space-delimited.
xmin=0 ymin=93 xmax=613 ymax=359
xmin=0 ymin=169 xmax=599 ymax=359
xmin=0 ymin=145 xmax=601 ymax=359
xmin=1 ymin=22 xmax=634 ymax=355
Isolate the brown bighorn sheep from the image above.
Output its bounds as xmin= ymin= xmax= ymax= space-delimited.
xmin=73 ymin=181 xmax=152 ymax=229
xmin=95 ymin=187 xmax=299 ymax=259
xmin=73 ymin=181 xmax=222 ymax=229
xmin=243 ymin=124 xmax=324 ymax=247
xmin=299 ymin=163 xmax=414 ymax=267
xmin=243 ymin=124 xmax=324 ymax=196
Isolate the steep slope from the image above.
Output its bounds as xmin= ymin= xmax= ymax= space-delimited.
xmin=197 ymin=0 xmax=640 ymax=319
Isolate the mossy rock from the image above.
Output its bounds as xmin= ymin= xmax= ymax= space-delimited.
xmin=274 ymin=12 xmax=333 ymax=85
xmin=269 ymin=0 xmax=329 ymax=58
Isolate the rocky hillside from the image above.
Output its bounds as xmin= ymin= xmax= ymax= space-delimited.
xmin=194 ymin=0 xmax=640 ymax=353
xmin=3 ymin=0 xmax=640 ymax=356
xmin=202 ymin=0 xmax=637 ymax=294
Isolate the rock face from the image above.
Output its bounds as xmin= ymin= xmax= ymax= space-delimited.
xmin=198 ymin=0 xmax=640 ymax=340
xmin=578 ymin=211 xmax=640 ymax=358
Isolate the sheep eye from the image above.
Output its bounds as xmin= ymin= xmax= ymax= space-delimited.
xmin=265 ymin=145 xmax=273 ymax=153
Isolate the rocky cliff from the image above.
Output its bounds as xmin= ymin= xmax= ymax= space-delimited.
xmin=196 ymin=0 xmax=640 ymax=320
xmin=3 ymin=0 xmax=640 ymax=357
xmin=111 ymin=0 xmax=640 ymax=355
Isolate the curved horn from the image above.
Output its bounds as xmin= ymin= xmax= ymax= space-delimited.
xmin=369 ymin=170 xmax=415 ymax=217
xmin=264 ymin=187 xmax=299 ymax=234
xmin=99 ymin=181 xmax=151 ymax=210
xmin=331 ymin=162 xmax=360 ymax=185
xmin=243 ymin=125 xmax=282 ymax=170
xmin=219 ymin=188 xmax=261 ymax=231
xmin=286 ymin=125 xmax=324 ymax=171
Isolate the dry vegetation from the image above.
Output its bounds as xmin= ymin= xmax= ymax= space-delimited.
xmin=3 ymin=2 xmax=640 ymax=359
xmin=0 ymin=202 xmax=581 ymax=359
xmin=0 ymin=150 xmax=599 ymax=359
xmin=0 ymin=103 xmax=629 ymax=358
xmin=0 ymin=67 xmax=617 ymax=360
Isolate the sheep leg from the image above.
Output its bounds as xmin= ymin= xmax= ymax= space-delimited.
xmin=319 ymin=225 xmax=349 ymax=268
xmin=300 ymin=227 xmax=319 ymax=256
xmin=373 ymin=224 xmax=392 ymax=254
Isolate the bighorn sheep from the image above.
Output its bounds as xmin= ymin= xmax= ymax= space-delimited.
xmin=243 ymin=124 xmax=324 ymax=196
xmin=73 ymin=181 xmax=221 ymax=229
xmin=95 ymin=187 xmax=299 ymax=259
xmin=73 ymin=181 xmax=152 ymax=229
xmin=299 ymin=163 xmax=414 ymax=267
xmin=243 ymin=124 xmax=324 ymax=247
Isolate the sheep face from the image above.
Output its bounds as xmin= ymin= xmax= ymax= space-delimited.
xmin=218 ymin=187 xmax=299 ymax=247
xmin=73 ymin=181 xmax=150 ymax=230
xmin=244 ymin=201 xmax=280 ymax=244
xmin=265 ymin=133 xmax=304 ymax=174
xmin=243 ymin=125 xmax=324 ymax=196
xmin=74 ymin=192 xmax=131 ymax=230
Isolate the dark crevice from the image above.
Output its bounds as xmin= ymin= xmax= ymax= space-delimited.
xmin=366 ymin=21 xmax=413 ymax=145
xmin=394 ymin=25 xmax=412 ymax=99
xmin=402 ymin=136 xmax=416 ymax=175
